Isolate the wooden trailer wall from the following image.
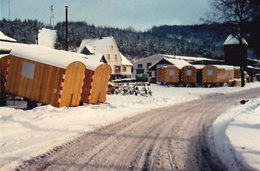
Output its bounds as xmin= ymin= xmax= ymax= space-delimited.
xmin=5 ymin=55 xmax=86 ymax=107
xmin=81 ymin=64 xmax=111 ymax=104
xmin=202 ymin=65 xmax=234 ymax=84
xmin=156 ymin=67 xmax=165 ymax=83
xmin=164 ymin=65 xmax=180 ymax=83
xmin=181 ymin=65 xmax=200 ymax=83
xmin=0 ymin=55 xmax=11 ymax=97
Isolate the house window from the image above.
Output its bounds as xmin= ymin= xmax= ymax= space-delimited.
xmin=115 ymin=66 xmax=121 ymax=73
xmin=123 ymin=66 xmax=127 ymax=72
xmin=115 ymin=55 xmax=118 ymax=61
xmin=186 ymin=69 xmax=192 ymax=76
xmin=207 ymin=70 xmax=213 ymax=76
xmin=138 ymin=64 xmax=143 ymax=68
xmin=147 ymin=63 xmax=152 ymax=69
xmin=21 ymin=61 xmax=35 ymax=79
xmin=147 ymin=72 xmax=152 ymax=77
xmin=111 ymin=45 xmax=113 ymax=50
xmin=169 ymin=70 xmax=174 ymax=76
xmin=107 ymin=54 xmax=110 ymax=61
xmin=136 ymin=69 xmax=144 ymax=74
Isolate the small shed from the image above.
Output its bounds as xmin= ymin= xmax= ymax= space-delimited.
xmin=202 ymin=65 xmax=234 ymax=85
xmin=164 ymin=65 xmax=181 ymax=84
xmin=1 ymin=42 xmax=87 ymax=107
xmin=224 ymin=34 xmax=248 ymax=66
xmin=181 ymin=65 xmax=204 ymax=85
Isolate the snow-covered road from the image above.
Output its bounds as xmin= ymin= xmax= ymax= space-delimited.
xmin=1 ymin=82 xmax=260 ymax=170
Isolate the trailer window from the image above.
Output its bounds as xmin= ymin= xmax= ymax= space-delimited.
xmin=169 ymin=70 xmax=174 ymax=76
xmin=186 ymin=69 xmax=192 ymax=76
xmin=207 ymin=69 xmax=213 ymax=76
xmin=21 ymin=61 xmax=35 ymax=79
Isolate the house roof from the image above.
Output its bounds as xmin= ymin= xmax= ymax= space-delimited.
xmin=224 ymin=34 xmax=248 ymax=45
xmin=0 ymin=31 xmax=16 ymax=42
xmin=77 ymin=37 xmax=113 ymax=61
xmin=0 ymin=41 xmax=102 ymax=70
xmin=120 ymin=52 xmax=133 ymax=66
xmin=149 ymin=57 xmax=190 ymax=70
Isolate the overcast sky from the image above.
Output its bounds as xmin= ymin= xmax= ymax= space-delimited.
xmin=0 ymin=0 xmax=211 ymax=31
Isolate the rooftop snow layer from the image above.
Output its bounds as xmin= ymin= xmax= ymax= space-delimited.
xmin=0 ymin=41 xmax=102 ymax=70
xmin=224 ymin=34 xmax=248 ymax=45
xmin=0 ymin=31 xmax=16 ymax=42
xmin=120 ymin=52 xmax=132 ymax=66
xmin=77 ymin=37 xmax=112 ymax=60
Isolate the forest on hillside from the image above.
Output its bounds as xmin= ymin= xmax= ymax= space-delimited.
xmin=0 ymin=19 xmax=258 ymax=60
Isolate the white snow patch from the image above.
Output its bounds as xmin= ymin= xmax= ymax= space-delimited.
xmin=0 ymin=82 xmax=260 ymax=170
xmin=213 ymin=96 xmax=260 ymax=170
xmin=38 ymin=28 xmax=57 ymax=48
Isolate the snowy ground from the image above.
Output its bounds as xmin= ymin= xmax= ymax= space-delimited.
xmin=213 ymin=96 xmax=260 ymax=170
xmin=0 ymin=82 xmax=260 ymax=170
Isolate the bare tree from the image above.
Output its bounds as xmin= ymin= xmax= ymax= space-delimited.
xmin=209 ymin=0 xmax=259 ymax=86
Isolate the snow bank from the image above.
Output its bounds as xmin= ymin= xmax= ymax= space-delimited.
xmin=213 ymin=97 xmax=260 ymax=170
xmin=38 ymin=28 xmax=57 ymax=48
xmin=1 ymin=82 xmax=260 ymax=170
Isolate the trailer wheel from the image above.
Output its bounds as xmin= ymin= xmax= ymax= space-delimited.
xmin=27 ymin=100 xmax=37 ymax=109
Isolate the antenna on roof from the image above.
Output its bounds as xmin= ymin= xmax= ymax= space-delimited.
xmin=65 ymin=6 xmax=68 ymax=51
xmin=8 ymin=0 xmax=10 ymax=20
xmin=50 ymin=5 xmax=54 ymax=28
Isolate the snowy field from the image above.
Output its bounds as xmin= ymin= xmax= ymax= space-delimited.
xmin=0 ymin=82 xmax=260 ymax=170
xmin=213 ymin=96 xmax=260 ymax=170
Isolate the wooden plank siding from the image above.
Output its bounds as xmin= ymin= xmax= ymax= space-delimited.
xmin=0 ymin=55 xmax=11 ymax=96
xmin=181 ymin=66 xmax=197 ymax=83
xmin=88 ymin=64 xmax=111 ymax=104
xmin=156 ymin=67 xmax=164 ymax=83
xmin=60 ymin=62 xmax=86 ymax=107
xmin=5 ymin=55 xmax=86 ymax=107
xmin=202 ymin=65 xmax=234 ymax=84
xmin=164 ymin=66 xmax=180 ymax=83
xmin=81 ymin=64 xmax=111 ymax=104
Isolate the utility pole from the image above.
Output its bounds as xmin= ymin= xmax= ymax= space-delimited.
xmin=50 ymin=5 xmax=54 ymax=28
xmin=8 ymin=0 xmax=10 ymax=20
xmin=65 ymin=6 xmax=68 ymax=51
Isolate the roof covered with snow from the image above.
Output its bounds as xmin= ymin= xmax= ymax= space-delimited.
xmin=211 ymin=65 xmax=235 ymax=70
xmin=0 ymin=41 xmax=102 ymax=70
xmin=0 ymin=31 xmax=16 ymax=42
xmin=224 ymin=34 xmax=248 ymax=45
xmin=149 ymin=57 xmax=190 ymax=70
xmin=77 ymin=37 xmax=113 ymax=61
xmin=119 ymin=52 xmax=132 ymax=66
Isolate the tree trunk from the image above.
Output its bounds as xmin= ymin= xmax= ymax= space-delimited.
xmin=240 ymin=65 xmax=245 ymax=87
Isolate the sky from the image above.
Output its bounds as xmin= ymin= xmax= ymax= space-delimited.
xmin=0 ymin=0 xmax=211 ymax=31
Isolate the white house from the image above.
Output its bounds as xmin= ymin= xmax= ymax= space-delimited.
xmin=77 ymin=36 xmax=132 ymax=80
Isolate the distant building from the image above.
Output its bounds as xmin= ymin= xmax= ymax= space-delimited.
xmin=77 ymin=37 xmax=132 ymax=80
xmin=133 ymin=54 xmax=217 ymax=81
xmin=224 ymin=34 xmax=248 ymax=66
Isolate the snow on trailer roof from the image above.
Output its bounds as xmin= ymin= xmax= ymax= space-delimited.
xmin=163 ymin=58 xmax=190 ymax=69
xmin=149 ymin=57 xmax=190 ymax=70
xmin=0 ymin=41 xmax=102 ymax=70
xmin=210 ymin=65 xmax=235 ymax=70
xmin=163 ymin=54 xmax=213 ymax=61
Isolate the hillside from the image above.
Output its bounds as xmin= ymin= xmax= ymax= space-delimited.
xmin=1 ymin=19 xmax=258 ymax=60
